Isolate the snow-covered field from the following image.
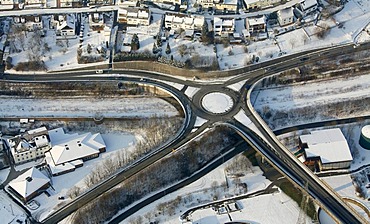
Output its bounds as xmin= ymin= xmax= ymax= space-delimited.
xmin=251 ymin=73 xmax=370 ymax=128
xmin=119 ymin=155 xmax=310 ymax=224
xmin=0 ymin=191 xmax=27 ymax=224
xmin=0 ymin=96 xmax=178 ymax=118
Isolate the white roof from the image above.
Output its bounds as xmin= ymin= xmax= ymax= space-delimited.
xmin=223 ymin=0 xmax=237 ymax=5
xmin=244 ymin=0 xmax=259 ymax=4
xmin=49 ymin=132 xmax=105 ymax=165
xmin=27 ymin=127 xmax=47 ymax=135
xmin=194 ymin=17 xmax=204 ymax=27
xmin=300 ymin=128 xmax=353 ymax=164
xmin=138 ymin=10 xmax=149 ymax=18
xmin=127 ymin=12 xmax=137 ymax=18
xmin=34 ymin=135 xmax=49 ymax=148
xmin=165 ymin=15 xmax=174 ymax=22
xmin=214 ymin=17 xmax=222 ymax=26
xmin=184 ymin=17 xmax=194 ymax=25
xmin=48 ymin=128 xmax=77 ymax=145
xmin=248 ymin=16 xmax=265 ymax=26
xmin=222 ymin=19 xmax=234 ymax=27
xmin=300 ymin=0 xmax=317 ymax=10
xmin=362 ymin=125 xmax=370 ymax=138
xmin=46 ymin=152 xmax=75 ymax=175
xmin=9 ymin=167 xmax=50 ymax=198
xmin=173 ymin=16 xmax=183 ymax=24
xmin=278 ymin=7 xmax=294 ymax=19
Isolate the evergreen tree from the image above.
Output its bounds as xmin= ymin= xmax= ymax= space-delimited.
xmin=165 ymin=42 xmax=171 ymax=54
xmin=131 ymin=33 xmax=140 ymax=51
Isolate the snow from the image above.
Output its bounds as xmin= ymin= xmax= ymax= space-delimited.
xmin=0 ymin=167 xmax=10 ymax=185
xmin=227 ymin=79 xmax=247 ymax=92
xmin=0 ymin=191 xmax=27 ymax=224
xmin=252 ymin=73 xmax=370 ymax=116
xmin=184 ymin=86 xmax=200 ymax=99
xmin=194 ymin=116 xmax=208 ymax=127
xmin=201 ymin=92 xmax=233 ymax=114
xmin=160 ymin=80 xmax=184 ymax=90
xmin=321 ymin=174 xmax=370 ymax=222
xmin=0 ymin=96 xmax=178 ymax=118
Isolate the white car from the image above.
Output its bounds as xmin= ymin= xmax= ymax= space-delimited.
xmin=95 ymin=70 xmax=104 ymax=74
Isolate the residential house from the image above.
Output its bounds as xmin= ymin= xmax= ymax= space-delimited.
xmin=214 ymin=17 xmax=235 ymax=38
xmin=198 ymin=0 xmax=213 ymax=9
xmin=165 ymin=14 xmax=203 ymax=31
xmin=7 ymin=127 xmax=51 ymax=165
xmin=8 ymin=167 xmax=51 ymax=203
xmin=299 ymin=128 xmax=353 ymax=171
xmin=13 ymin=16 xmax=43 ymax=32
xmin=118 ymin=7 xmax=150 ymax=26
xmin=0 ymin=0 xmax=14 ymax=10
xmin=117 ymin=0 xmax=137 ymax=7
xmin=90 ymin=12 xmax=105 ymax=30
xmin=298 ymin=0 xmax=318 ymax=16
xmin=246 ymin=16 xmax=266 ymax=33
xmin=52 ymin=14 xmax=76 ymax=36
xmin=277 ymin=7 xmax=294 ymax=26
xmin=214 ymin=0 xmax=238 ymax=12
xmin=58 ymin=0 xmax=81 ymax=7
xmin=23 ymin=0 xmax=44 ymax=9
xmin=150 ymin=0 xmax=182 ymax=5
xmin=244 ymin=0 xmax=280 ymax=10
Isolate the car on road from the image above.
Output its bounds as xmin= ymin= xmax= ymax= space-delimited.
xmin=96 ymin=70 xmax=104 ymax=74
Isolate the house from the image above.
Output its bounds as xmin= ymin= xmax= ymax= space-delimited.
xmin=214 ymin=0 xmax=238 ymax=12
xmin=164 ymin=14 xmax=204 ymax=31
xmin=244 ymin=0 xmax=280 ymax=10
xmin=89 ymin=12 xmax=104 ymax=30
xmin=53 ymin=14 xmax=76 ymax=36
xmin=277 ymin=7 xmax=294 ymax=26
xmin=246 ymin=16 xmax=267 ymax=40
xmin=117 ymin=0 xmax=138 ymax=7
xmin=22 ymin=0 xmax=44 ymax=9
xmin=7 ymin=127 xmax=51 ymax=165
xmin=47 ymin=127 xmax=106 ymax=166
xmin=58 ymin=0 xmax=81 ymax=7
xmin=299 ymin=0 xmax=318 ymax=16
xmin=118 ymin=7 xmax=150 ymax=26
xmin=299 ymin=128 xmax=353 ymax=171
xmin=198 ymin=0 xmax=213 ymax=9
xmin=151 ymin=0 xmax=181 ymax=5
xmin=13 ymin=16 xmax=43 ymax=32
xmin=8 ymin=167 xmax=51 ymax=203
xmin=214 ymin=17 xmax=235 ymax=38
xmin=0 ymin=0 xmax=14 ymax=10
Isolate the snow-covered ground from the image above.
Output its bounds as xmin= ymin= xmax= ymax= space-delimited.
xmin=251 ymin=73 xmax=370 ymax=128
xmin=119 ymin=155 xmax=311 ymax=224
xmin=201 ymin=92 xmax=233 ymax=114
xmin=0 ymin=191 xmax=27 ymax=224
xmin=0 ymin=96 xmax=178 ymax=118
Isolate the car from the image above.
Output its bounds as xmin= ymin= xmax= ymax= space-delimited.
xmin=140 ymin=78 xmax=146 ymax=81
xmin=96 ymin=70 xmax=104 ymax=74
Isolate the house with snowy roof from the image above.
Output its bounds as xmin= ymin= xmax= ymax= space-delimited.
xmin=52 ymin=14 xmax=76 ymax=37
xmin=214 ymin=0 xmax=238 ymax=12
xmin=45 ymin=128 xmax=106 ymax=175
xmin=277 ymin=7 xmax=294 ymax=26
xmin=8 ymin=167 xmax=51 ymax=203
xmin=0 ymin=0 xmax=14 ymax=10
xmin=13 ymin=16 xmax=43 ymax=32
xmin=118 ymin=7 xmax=151 ymax=26
xmin=299 ymin=128 xmax=353 ymax=171
xmin=7 ymin=127 xmax=51 ymax=165
xmin=214 ymin=17 xmax=235 ymax=38
xmin=298 ymin=0 xmax=318 ymax=16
